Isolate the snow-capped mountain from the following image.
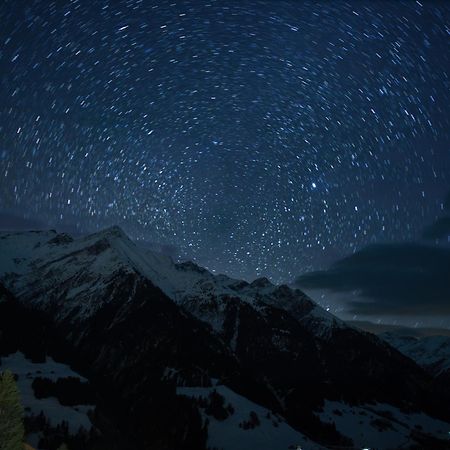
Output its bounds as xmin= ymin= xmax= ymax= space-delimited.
xmin=0 ymin=226 xmax=339 ymax=334
xmin=381 ymin=332 xmax=450 ymax=383
xmin=1 ymin=227 xmax=450 ymax=449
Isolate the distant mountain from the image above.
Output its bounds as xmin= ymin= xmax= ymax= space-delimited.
xmin=349 ymin=320 xmax=450 ymax=337
xmin=381 ymin=332 xmax=450 ymax=384
xmin=1 ymin=227 xmax=450 ymax=449
xmin=352 ymin=320 xmax=450 ymax=385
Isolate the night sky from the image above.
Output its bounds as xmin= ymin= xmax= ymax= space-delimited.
xmin=1 ymin=0 xmax=449 ymax=298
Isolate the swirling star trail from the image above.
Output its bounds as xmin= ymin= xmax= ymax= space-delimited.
xmin=1 ymin=0 xmax=449 ymax=283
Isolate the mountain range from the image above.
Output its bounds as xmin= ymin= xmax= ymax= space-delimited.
xmin=1 ymin=227 xmax=450 ymax=449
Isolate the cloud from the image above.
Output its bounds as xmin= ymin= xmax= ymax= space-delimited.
xmin=296 ymin=243 xmax=450 ymax=316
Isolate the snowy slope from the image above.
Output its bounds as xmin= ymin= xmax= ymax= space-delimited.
xmin=381 ymin=332 xmax=450 ymax=378
xmin=318 ymin=400 xmax=450 ymax=449
xmin=178 ymin=384 xmax=325 ymax=450
xmin=179 ymin=384 xmax=450 ymax=449
xmin=0 ymin=230 xmax=59 ymax=277
xmin=0 ymin=351 xmax=94 ymax=441
xmin=0 ymin=227 xmax=175 ymax=321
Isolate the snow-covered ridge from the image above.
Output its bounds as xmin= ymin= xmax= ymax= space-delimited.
xmin=0 ymin=230 xmax=58 ymax=276
xmin=0 ymin=226 xmax=271 ymax=302
xmin=0 ymin=226 xmax=344 ymax=335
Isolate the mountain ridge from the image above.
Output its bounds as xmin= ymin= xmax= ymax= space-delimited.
xmin=1 ymin=226 xmax=450 ymax=449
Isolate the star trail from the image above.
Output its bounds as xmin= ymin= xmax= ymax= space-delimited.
xmin=1 ymin=0 xmax=449 ymax=283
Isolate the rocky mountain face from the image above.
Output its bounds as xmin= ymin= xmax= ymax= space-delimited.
xmin=1 ymin=227 xmax=450 ymax=449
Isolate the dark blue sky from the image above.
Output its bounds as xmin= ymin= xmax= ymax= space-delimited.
xmin=1 ymin=0 xmax=449 ymax=286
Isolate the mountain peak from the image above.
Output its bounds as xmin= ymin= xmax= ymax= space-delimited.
xmin=176 ymin=260 xmax=207 ymax=274
xmin=78 ymin=226 xmax=133 ymax=250
xmin=93 ymin=225 xmax=128 ymax=240
xmin=250 ymin=277 xmax=273 ymax=288
xmin=47 ymin=233 xmax=74 ymax=245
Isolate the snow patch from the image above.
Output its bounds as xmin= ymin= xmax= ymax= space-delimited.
xmin=0 ymin=352 xmax=94 ymax=434
xmin=318 ymin=400 xmax=450 ymax=449
xmin=177 ymin=384 xmax=323 ymax=450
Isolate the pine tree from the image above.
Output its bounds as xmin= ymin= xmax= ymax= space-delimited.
xmin=0 ymin=370 xmax=25 ymax=450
